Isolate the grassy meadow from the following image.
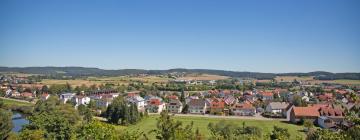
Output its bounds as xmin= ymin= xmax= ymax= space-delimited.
xmin=0 ymin=97 xmax=34 ymax=107
xmin=114 ymin=115 xmax=306 ymax=139
xmin=176 ymin=74 xmax=230 ymax=81
xmin=38 ymin=76 xmax=172 ymax=87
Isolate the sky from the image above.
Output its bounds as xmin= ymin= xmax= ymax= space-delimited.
xmin=0 ymin=0 xmax=359 ymax=73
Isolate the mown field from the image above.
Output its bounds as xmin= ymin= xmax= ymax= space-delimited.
xmin=176 ymin=74 xmax=229 ymax=81
xmin=275 ymin=76 xmax=314 ymax=82
xmin=114 ymin=115 xmax=306 ymax=139
xmin=38 ymin=74 xmax=230 ymax=87
xmin=39 ymin=76 xmax=172 ymax=87
xmin=275 ymin=76 xmax=360 ymax=85
xmin=37 ymin=75 xmax=360 ymax=88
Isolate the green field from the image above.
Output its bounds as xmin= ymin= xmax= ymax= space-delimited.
xmin=115 ymin=115 xmax=306 ymax=139
xmin=39 ymin=76 xmax=172 ymax=87
xmin=0 ymin=98 xmax=34 ymax=107
xmin=333 ymin=79 xmax=360 ymax=85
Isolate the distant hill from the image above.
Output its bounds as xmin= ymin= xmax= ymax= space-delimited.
xmin=0 ymin=67 xmax=359 ymax=80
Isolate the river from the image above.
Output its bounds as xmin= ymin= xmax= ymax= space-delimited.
xmin=11 ymin=111 xmax=29 ymax=133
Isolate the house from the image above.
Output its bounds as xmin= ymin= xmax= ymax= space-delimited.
xmin=126 ymin=95 xmax=145 ymax=111
xmin=285 ymin=105 xmax=295 ymax=121
xmin=266 ymin=102 xmax=289 ymax=116
xmin=146 ymin=98 xmax=166 ymax=113
xmin=96 ymin=98 xmax=113 ymax=108
xmin=290 ymin=107 xmax=320 ymax=123
xmin=318 ymin=93 xmax=333 ymax=102
xmin=210 ymin=98 xmax=225 ymax=115
xmin=59 ymin=93 xmax=76 ymax=103
xmin=185 ymin=96 xmax=199 ymax=104
xmin=73 ymin=95 xmax=91 ymax=107
xmin=288 ymin=103 xmax=336 ymax=123
xmin=231 ymin=103 xmax=256 ymax=116
xmin=166 ymin=99 xmax=183 ymax=113
xmin=224 ymin=95 xmax=236 ymax=105
xmin=319 ymin=106 xmax=344 ymax=118
xmin=317 ymin=116 xmax=337 ymax=129
xmin=11 ymin=90 xmax=20 ymax=97
xmin=166 ymin=95 xmax=179 ymax=100
xmin=20 ymin=92 xmax=34 ymax=98
xmin=205 ymin=98 xmax=212 ymax=113
xmin=41 ymin=93 xmax=50 ymax=101
xmin=341 ymin=97 xmax=348 ymax=104
xmin=259 ymin=91 xmax=273 ymax=101
xmin=188 ymin=99 xmax=207 ymax=114
xmin=5 ymin=89 xmax=12 ymax=96
xmin=145 ymin=96 xmax=162 ymax=106
xmin=301 ymin=96 xmax=310 ymax=102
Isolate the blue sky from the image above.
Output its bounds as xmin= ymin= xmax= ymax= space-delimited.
xmin=1 ymin=0 xmax=359 ymax=73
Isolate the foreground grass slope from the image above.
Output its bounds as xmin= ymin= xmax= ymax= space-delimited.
xmin=116 ymin=115 xmax=306 ymax=139
xmin=0 ymin=97 xmax=33 ymax=107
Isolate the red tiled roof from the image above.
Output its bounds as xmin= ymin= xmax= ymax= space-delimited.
xmin=222 ymin=90 xmax=231 ymax=94
xmin=233 ymin=103 xmax=254 ymax=110
xmin=336 ymin=90 xmax=348 ymax=95
xmin=167 ymin=95 xmax=178 ymax=100
xmin=292 ymin=107 xmax=320 ymax=117
xmin=211 ymin=98 xmax=225 ymax=109
xmin=319 ymin=107 xmax=344 ymax=117
xmin=324 ymin=93 xmax=333 ymax=97
xmin=21 ymin=92 xmax=33 ymax=97
xmin=208 ymin=90 xmax=219 ymax=94
xmin=311 ymin=104 xmax=330 ymax=108
xmin=318 ymin=94 xmax=333 ymax=101
xmin=149 ymin=98 xmax=162 ymax=106
xmin=76 ymin=95 xmax=85 ymax=99
xmin=127 ymin=93 xmax=137 ymax=97
xmin=260 ymin=91 xmax=273 ymax=97
xmin=41 ymin=93 xmax=49 ymax=97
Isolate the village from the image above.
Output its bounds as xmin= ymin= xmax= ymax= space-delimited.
xmin=1 ymin=73 xmax=360 ymax=133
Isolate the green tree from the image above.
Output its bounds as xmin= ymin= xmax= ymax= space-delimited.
xmin=25 ymin=111 xmax=74 ymax=140
xmin=0 ymin=109 xmax=13 ymax=140
xmin=25 ymin=97 xmax=81 ymax=139
xmin=0 ymin=90 xmax=5 ymax=97
xmin=19 ymin=129 xmax=45 ymax=140
xmin=88 ymin=100 xmax=96 ymax=109
xmin=117 ymin=130 xmax=144 ymax=140
xmin=208 ymin=121 xmax=262 ymax=140
xmin=48 ymin=84 xmax=69 ymax=95
xmin=303 ymin=120 xmax=314 ymax=131
xmin=292 ymin=95 xmax=307 ymax=107
xmin=83 ymin=108 xmax=93 ymax=123
xmin=105 ymin=96 xmax=141 ymax=125
xmin=208 ymin=120 xmax=237 ymax=139
xmin=344 ymin=125 xmax=360 ymax=140
xmin=77 ymin=120 xmax=117 ymax=140
xmin=270 ymin=126 xmax=290 ymax=140
xmin=180 ymin=89 xmax=185 ymax=103
xmin=149 ymin=111 xmax=199 ymax=140
xmin=77 ymin=104 xmax=87 ymax=115
xmin=306 ymin=129 xmax=344 ymax=140
xmin=0 ymin=99 xmax=4 ymax=108
xmin=181 ymin=104 xmax=189 ymax=114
